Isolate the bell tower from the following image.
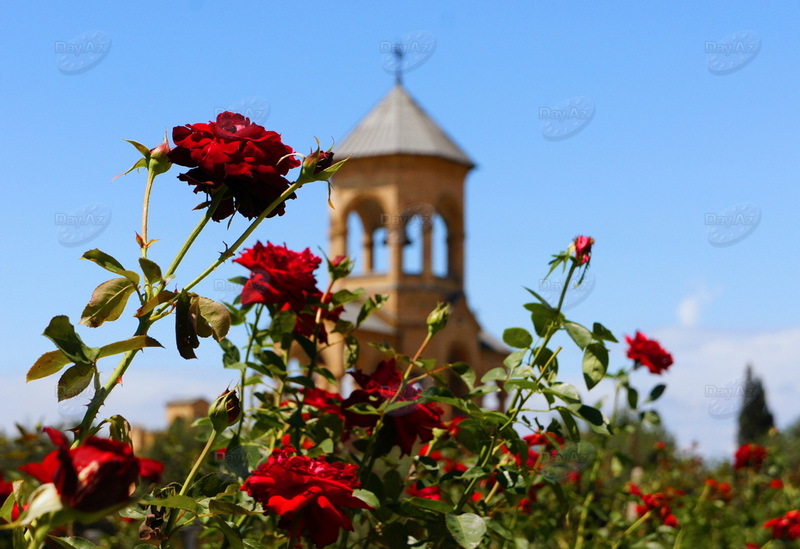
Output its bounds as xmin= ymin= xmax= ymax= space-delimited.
xmin=324 ymin=84 xmax=506 ymax=396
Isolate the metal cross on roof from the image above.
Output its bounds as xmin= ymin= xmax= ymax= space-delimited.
xmin=392 ymin=42 xmax=404 ymax=85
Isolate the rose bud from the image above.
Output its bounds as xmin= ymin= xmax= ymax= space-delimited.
xmin=148 ymin=135 xmax=173 ymax=176
xmin=573 ymin=235 xmax=594 ymax=265
xmin=328 ymin=254 xmax=354 ymax=282
xmin=209 ymin=390 xmax=242 ymax=432
xmin=426 ymin=302 xmax=450 ymax=338
xmin=297 ymin=141 xmax=346 ymax=184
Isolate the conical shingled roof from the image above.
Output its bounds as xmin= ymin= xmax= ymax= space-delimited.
xmin=336 ymin=85 xmax=475 ymax=169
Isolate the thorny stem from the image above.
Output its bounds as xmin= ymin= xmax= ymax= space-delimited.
xmin=74 ymin=316 xmax=152 ymax=446
xmin=140 ymin=169 xmax=157 ymax=260
xmin=159 ymin=188 xmax=228 ymax=292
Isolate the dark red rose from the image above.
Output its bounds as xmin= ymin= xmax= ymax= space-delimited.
xmin=241 ymin=447 xmax=371 ymax=548
xmin=169 ymin=112 xmax=301 ymax=221
xmin=573 ymin=235 xmax=594 ymax=265
xmin=764 ymin=510 xmax=800 ymax=540
xmin=235 ymin=242 xmax=320 ymax=309
xmin=341 ymin=359 xmax=446 ymax=456
xmin=0 ymin=472 xmax=13 ymax=509
xmin=734 ymin=443 xmax=767 ymax=471
xmin=18 ymin=427 xmax=162 ymax=513
xmin=235 ymin=242 xmax=342 ymax=343
xmin=625 ymin=331 xmax=674 ymax=375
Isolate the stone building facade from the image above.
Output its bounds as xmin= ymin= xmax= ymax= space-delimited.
xmin=318 ymin=85 xmax=507 ymax=400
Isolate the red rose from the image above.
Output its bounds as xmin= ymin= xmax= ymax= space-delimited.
xmin=406 ymin=483 xmax=442 ymax=501
xmin=235 ymin=242 xmax=320 ymax=309
xmin=241 ymin=447 xmax=371 ymax=548
xmin=625 ymin=331 xmax=674 ymax=375
xmin=169 ymin=112 xmax=301 ymax=221
xmin=235 ymin=241 xmax=342 ymax=343
xmin=573 ymin=235 xmax=594 ymax=265
xmin=18 ymin=428 xmax=162 ymax=513
xmin=341 ymin=359 xmax=446 ymax=456
xmin=628 ymin=483 xmax=679 ymax=528
xmin=0 ymin=472 xmax=13 ymax=511
xmin=764 ymin=510 xmax=800 ymax=540
xmin=734 ymin=443 xmax=767 ymax=471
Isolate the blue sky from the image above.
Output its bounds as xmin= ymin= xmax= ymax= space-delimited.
xmin=2 ymin=1 xmax=799 ymax=460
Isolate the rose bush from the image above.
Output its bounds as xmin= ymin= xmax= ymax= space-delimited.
xmin=3 ymin=112 xmax=798 ymax=549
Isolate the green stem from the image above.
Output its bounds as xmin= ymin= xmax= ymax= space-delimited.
xmin=74 ymin=316 xmax=152 ymax=445
xmin=27 ymin=523 xmax=50 ymax=549
xmin=161 ymin=430 xmax=219 ymax=546
xmin=178 ymin=181 xmax=305 ymax=295
xmin=160 ymin=187 xmax=227 ymax=287
xmin=140 ymin=169 xmax=157 ymax=260
xmin=611 ymin=511 xmax=652 ymax=549
xmin=238 ymin=304 xmax=264 ymax=439
xmin=152 ymin=180 xmax=306 ymax=322
xmin=574 ymin=491 xmax=595 ymax=549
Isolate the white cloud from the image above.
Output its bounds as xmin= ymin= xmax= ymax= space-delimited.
xmin=676 ymin=285 xmax=721 ymax=328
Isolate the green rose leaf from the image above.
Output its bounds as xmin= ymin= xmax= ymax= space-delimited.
xmin=446 ymin=513 xmax=487 ymax=549
xmin=144 ymin=494 xmax=203 ymax=514
xmin=356 ymin=294 xmax=388 ymax=327
xmin=27 ymin=350 xmax=72 ymax=382
xmin=80 ymin=278 xmax=137 ymax=328
xmin=57 ymin=363 xmax=94 ymax=401
xmin=49 ymin=537 xmax=98 ymax=549
xmin=627 ymin=386 xmax=639 ymax=409
xmin=564 ymin=321 xmax=593 ymax=350
xmin=592 ymin=322 xmax=618 ymax=343
xmin=526 ymin=303 xmax=563 ymax=337
xmin=352 ymin=489 xmax=380 ymax=509
xmin=43 ymin=316 xmax=99 ymax=365
xmin=647 ymin=384 xmax=667 ymax=402
xmin=503 ymin=327 xmax=533 ymax=349
xmin=81 ymin=249 xmax=140 ymax=285
xmin=135 ymin=290 xmax=176 ymax=318
xmin=98 ymin=335 xmax=162 ymax=359
xmin=195 ymin=296 xmax=231 ymax=341
xmin=582 ymin=342 xmax=609 ymax=390
xmin=546 ymin=382 xmax=581 ymax=404
xmin=138 ymin=258 xmax=163 ymax=285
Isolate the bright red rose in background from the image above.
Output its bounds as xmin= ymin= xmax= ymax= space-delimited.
xmin=241 ymin=447 xmax=371 ymax=548
xmin=0 ymin=472 xmax=13 ymax=505
xmin=764 ymin=510 xmax=800 ymax=540
xmin=573 ymin=235 xmax=594 ymax=265
xmin=169 ymin=112 xmax=301 ymax=221
xmin=628 ymin=483 xmax=679 ymax=528
xmin=341 ymin=359 xmax=446 ymax=456
xmin=18 ymin=428 xmax=162 ymax=513
xmin=625 ymin=331 xmax=674 ymax=375
xmin=734 ymin=443 xmax=767 ymax=471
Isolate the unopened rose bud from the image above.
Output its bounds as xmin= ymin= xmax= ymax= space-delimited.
xmin=426 ymin=302 xmax=450 ymax=338
xmin=297 ymin=140 xmax=347 ymax=184
xmin=328 ymin=254 xmax=354 ymax=282
xmin=572 ymin=235 xmax=594 ymax=265
xmin=209 ymin=390 xmax=241 ymax=432
xmin=148 ymin=136 xmax=173 ymax=176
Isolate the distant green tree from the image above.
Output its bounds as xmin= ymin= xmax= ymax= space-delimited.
xmin=736 ymin=364 xmax=774 ymax=446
